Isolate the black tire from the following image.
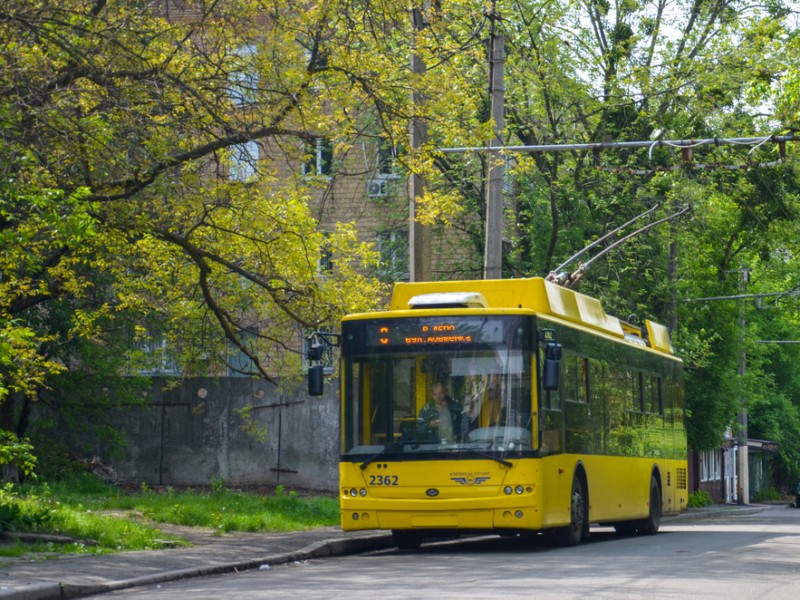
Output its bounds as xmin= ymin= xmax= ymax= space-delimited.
xmin=641 ymin=476 xmax=662 ymax=535
xmin=554 ymin=475 xmax=587 ymax=546
xmin=392 ymin=529 xmax=423 ymax=550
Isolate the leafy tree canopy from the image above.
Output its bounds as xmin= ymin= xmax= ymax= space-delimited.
xmin=1 ymin=0 xmax=427 ymax=439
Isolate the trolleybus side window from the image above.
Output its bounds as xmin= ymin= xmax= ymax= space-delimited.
xmin=564 ymin=353 xmax=592 ymax=453
xmin=563 ymin=353 xmax=588 ymax=404
xmin=643 ymin=374 xmax=663 ymax=415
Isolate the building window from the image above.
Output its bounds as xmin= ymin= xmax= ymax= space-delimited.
xmin=377 ymin=229 xmax=409 ymax=282
xmin=700 ymin=449 xmax=721 ymax=482
xmin=133 ymin=338 xmax=181 ymax=376
xmin=229 ymin=141 xmax=259 ymax=182
xmin=376 ymin=139 xmax=397 ymax=176
xmin=303 ymin=138 xmax=333 ymax=176
xmin=318 ymin=239 xmax=333 ymax=273
xmin=227 ymin=329 xmax=258 ymax=377
xmin=229 ymin=44 xmax=258 ymax=107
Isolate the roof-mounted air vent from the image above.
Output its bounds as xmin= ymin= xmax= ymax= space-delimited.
xmin=408 ymin=292 xmax=488 ymax=309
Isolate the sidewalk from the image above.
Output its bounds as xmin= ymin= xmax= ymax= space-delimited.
xmin=0 ymin=526 xmax=395 ymax=600
xmin=0 ymin=503 xmax=782 ymax=600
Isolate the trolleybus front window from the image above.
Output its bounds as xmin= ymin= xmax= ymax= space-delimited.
xmin=341 ymin=315 xmax=532 ymax=462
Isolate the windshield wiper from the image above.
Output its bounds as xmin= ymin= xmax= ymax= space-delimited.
xmin=360 ymin=441 xmax=514 ymax=469
xmin=360 ymin=444 xmax=399 ymax=470
xmin=459 ymin=446 xmax=514 ymax=468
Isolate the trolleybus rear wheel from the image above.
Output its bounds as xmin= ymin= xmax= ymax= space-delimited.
xmin=614 ymin=475 xmax=661 ymax=535
xmin=641 ymin=475 xmax=661 ymax=535
xmin=392 ymin=529 xmax=423 ymax=550
xmin=555 ymin=475 xmax=587 ymax=546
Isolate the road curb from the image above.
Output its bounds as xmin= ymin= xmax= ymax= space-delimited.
xmin=663 ymin=503 xmax=785 ymax=524
xmin=0 ymin=583 xmax=62 ymax=600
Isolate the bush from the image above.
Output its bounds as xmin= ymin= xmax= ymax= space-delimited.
xmin=0 ymin=484 xmax=51 ymax=533
xmin=687 ymin=490 xmax=714 ymax=507
xmin=752 ymin=487 xmax=781 ymax=502
xmin=0 ymin=431 xmax=37 ymax=480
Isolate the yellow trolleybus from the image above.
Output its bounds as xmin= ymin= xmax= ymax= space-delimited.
xmin=324 ymin=277 xmax=687 ymax=549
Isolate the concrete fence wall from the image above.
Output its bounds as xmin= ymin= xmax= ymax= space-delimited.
xmin=49 ymin=377 xmax=341 ymax=492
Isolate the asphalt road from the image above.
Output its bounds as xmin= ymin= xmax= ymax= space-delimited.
xmin=90 ymin=506 xmax=800 ymax=599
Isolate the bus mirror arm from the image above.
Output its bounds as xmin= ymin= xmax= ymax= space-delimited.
xmin=306 ymin=331 xmax=341 ymax=397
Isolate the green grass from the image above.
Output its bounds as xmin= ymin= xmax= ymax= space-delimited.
xmin=751 ymin=487 xmax=782 ymax=502
xmin=1 ymin=475 xmax=339 ymax=556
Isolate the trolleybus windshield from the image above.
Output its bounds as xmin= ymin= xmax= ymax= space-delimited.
xmin=340 ymin=315 xmax=533 ymax=462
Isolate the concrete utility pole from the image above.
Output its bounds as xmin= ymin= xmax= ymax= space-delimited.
xmin=737 ymin=267 xmax=750 ymax=505
xmin=483 ymin=4 xmax=505 ymax=280
xmin=409 ymin=5 xmax=432 ymax=282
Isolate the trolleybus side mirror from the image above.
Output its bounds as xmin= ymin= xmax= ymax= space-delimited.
xmin=307 ymin=337 xmax=325 ymax=396
xmin=542 ymin=342 xmax=562 ymax=391
xmin=308 ymin=364 xmax=324 ymax=396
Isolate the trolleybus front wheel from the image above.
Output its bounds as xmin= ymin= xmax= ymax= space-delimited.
xmin=392 ymin=529 xmax=423 ymax=550
xmin=554 ymin=475 xmax=587 ymax=547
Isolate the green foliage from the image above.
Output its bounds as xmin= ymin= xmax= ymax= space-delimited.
xmin=234 ymin=405 xmax=269 ymax=445
xmin=209 ymin=476 xmax=227 ymax=496
xmin=752 ymin=487 xmax=782 ymax=502
xmin=47 ymin=472 xmax=121 ymax=497
xmin=35 ymin=475 xmax=338 ymax=535
xmin=0 ymin=484 xmax=51 ymax=533
xmin=687 ymin=490 xmax=714 ymax=508
xmin=5 ymin=474 xmax=337 ymax=555
xmin=141 ymin=489 xmax=339 ymax=533
xmin=0 ymin=319 xmax=66 ymax=404
xmin=0 ymin=431 xmax=37 ymax=479
xmin=103 ymin=485 xmax=338 ymax=533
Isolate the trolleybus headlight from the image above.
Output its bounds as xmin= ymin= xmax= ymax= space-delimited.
xmin=515 ymin=486 xmax=524 ymax=495
xmin=504 ymin=486 xmax=513 ymax=495
xmin=350 ymin=489 xmax=358 ymax=497
xmin=515 ymin=510 xmax=524 ymax=519
xmin=359 ymin=488 xmax=367 ymax=497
